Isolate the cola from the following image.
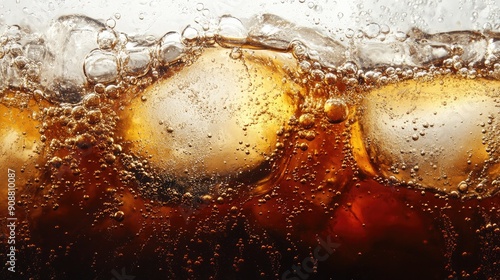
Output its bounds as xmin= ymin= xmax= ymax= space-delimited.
xmin=0 ymin=9 xmax=499 ymax=280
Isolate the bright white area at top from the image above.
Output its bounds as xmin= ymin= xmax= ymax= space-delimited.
xmin=0 ymin=0 xmax=498 ymax=37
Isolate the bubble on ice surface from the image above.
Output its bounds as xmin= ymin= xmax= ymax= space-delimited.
xmin=84 ymin=49 xmax=119 ymax=83
xmin=157 ymin=31 xmax=186 ymax=66
xmin=41 ymin=15 xmax=105 ymax=102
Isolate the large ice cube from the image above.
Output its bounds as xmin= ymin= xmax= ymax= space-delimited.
xmin=353 ymin=77 xmax=500 ymax=198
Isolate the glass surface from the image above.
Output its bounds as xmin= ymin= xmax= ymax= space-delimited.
xmin=0 ymin=1 xmax=499 ymax=279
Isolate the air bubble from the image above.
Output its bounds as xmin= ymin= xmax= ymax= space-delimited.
xmin=299 ymin=113 xmax=315 ymax=129
xmin=341 ymin=61 xmax=358 ymax=75
xmin=291 ymin=41 xmax=307 ymax=60
xmin=324 ymin=98 xmax=348 ymax=123
xmin=345 ymin=29 xmax=355 ymax=38
xmin=395 ymin=31 xmax=408 ymax=42
xmin=458 ymin=181 xmax=468 ymax=192
xmin=112 ymin=211 xmax=125 ymax=222
xmin=364 ymin=23 xmax=380 ymax=39
xmin=82 ymin=93 xmax=101 ymax=109
xmin=106 ymin=18 xmax=116 ymax=29
xmin=122 ymin=48 xmax=151 ymax=77
xmin=157 ymin=31 xmax=186 ymax=66
xmin=324 ymin=73 xmax=337 ymax=84
xmin=83 ymin=50 xmax=119 ymax=83
xmin=229 ymin=48 xmax=242 ymax=59
xmin=182 ymin=25 xmax=199 ymax=44
xmin=71 ymin=106 xmax=86 ymax=120
xmin=380 ymin=24 xmax=390 ymax=34
xmin=97 ymin=29 xmax=117 ymax=50
xmin=217 ymin=16 xmax=248 ymax=47
xmin=86 ymin=109 xmax=102 ymax=124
